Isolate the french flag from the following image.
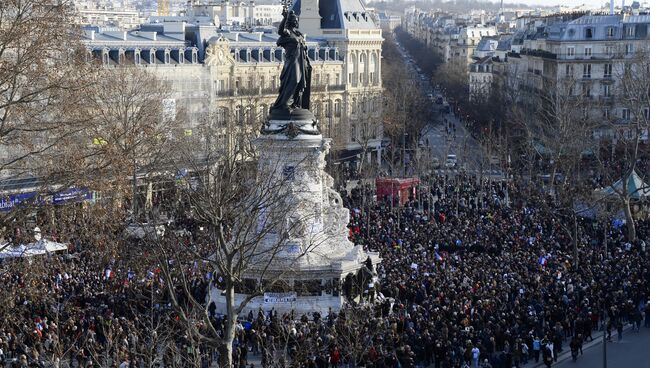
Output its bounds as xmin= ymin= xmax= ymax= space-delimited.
xmin=538 ymin=256 xmax=548 ymax=267
xmin=435 ymin=251 xmax=444 ymax=262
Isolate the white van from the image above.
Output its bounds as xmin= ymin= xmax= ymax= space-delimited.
xmin=445 ymin=154 xmax=457 ymax=168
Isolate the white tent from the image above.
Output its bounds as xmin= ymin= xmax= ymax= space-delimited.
xmin=0 ymin=239 xmax=68 ymax=259
xmin=597 ymin=170 xmax=650 ymax=200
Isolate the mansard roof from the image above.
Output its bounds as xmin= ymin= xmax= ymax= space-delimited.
xmin=292 ymin=0 xmax=377 ymax=29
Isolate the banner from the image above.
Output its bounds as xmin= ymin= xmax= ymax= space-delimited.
xmin=263 ymin=292 xmax=297 ymax=304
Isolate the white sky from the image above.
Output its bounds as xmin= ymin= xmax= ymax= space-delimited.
xmin=504 ymin=0 xmax=606 ymax=7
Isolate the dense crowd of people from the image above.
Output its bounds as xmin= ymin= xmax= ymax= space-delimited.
xmin=1 ymin=174 xmax=649 ymax=368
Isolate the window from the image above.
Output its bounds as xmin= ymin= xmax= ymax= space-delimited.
xmin=583 ymin=64 xmax=591 ymax=78
xmin=603 ymin=84 xmax=610 ymax=97
xmin=567 ymin=47 xmax=575 ymax=57
xmin=582 ymin=84 xmax=591 ymax=97
xmin=604 ymin=108 xmax=610 ymax=119
xmin=565 ymin=64 xmax=573 ymax=76
xmin=584 ymin=47 xmax=592 ymax=57
xmin=626 ymin=26 xmax=635 ymax=37
xmin=607 ymin=27 xmax=615 ymax=37
xmin=585 ymin=28 xmax=593 ymax=38
xmin=644 ymin=107 xmax=650 ymax=120
xmin=606 ymin=45 xmax=615 ymax=55
xmin=334 ymin=100 xmax=341 ymax=117
xmin=604 ymin=63 xmax=612 ymax=78
xmin=622 ymin=108 xmax=631 ymax=120
xmin=626 ymin=44 xmax=634 ymax=54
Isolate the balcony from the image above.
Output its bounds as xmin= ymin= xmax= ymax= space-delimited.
xmin=518 ymin=48 xmax=557 ymax=59
xmin=600 ymin=95 xmax=615 ymax=104
xmin=217 ymin=85 xmax=346 ymax=98
xmin=216 ymin=86 xmax=278 ymax=97
xmin=311 ymin=84 xmax=346 ymax=92
xmin=557 ymin=53 xmax=624 ymax=61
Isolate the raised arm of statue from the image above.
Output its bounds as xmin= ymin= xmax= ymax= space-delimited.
xmin=278 ymin=9 xmax=289 ymax=37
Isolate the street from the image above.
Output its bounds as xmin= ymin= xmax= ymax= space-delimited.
xmin=554 ymin=328 xmax=650 ymax=368
xmin=394 ymin=38 xmax=503 ymax=178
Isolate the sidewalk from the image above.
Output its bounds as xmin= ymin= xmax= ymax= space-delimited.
xmin=236 ymin=323 xmax=633 ymax=368
xmin=528 ymin=324 xmax=633 ymax=368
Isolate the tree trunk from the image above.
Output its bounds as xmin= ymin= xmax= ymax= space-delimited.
xmin=572 ymin=214 xmax=579 ymax=271
xmin=221 ymin=285 xmax=237 ymax=368
xmin=623 ymin=198 xmax=636 ymax=242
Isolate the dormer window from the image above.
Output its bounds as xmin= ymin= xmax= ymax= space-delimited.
xmin=134 ymin=50 xmax=141 ymax=65
xmin=192 ymin=49 xmax=198 ymax=63
xmin=585 ymin=28 xmax=593 ymax=39
xmin=607 ymin=27 xmax=615 ymax=37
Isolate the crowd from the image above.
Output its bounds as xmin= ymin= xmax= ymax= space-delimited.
xmin=1 ymin=174 xmax=649 ymax=368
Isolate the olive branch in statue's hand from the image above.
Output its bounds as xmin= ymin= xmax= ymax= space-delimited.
xmin=281 ymin=0 xmax=293 ymax=15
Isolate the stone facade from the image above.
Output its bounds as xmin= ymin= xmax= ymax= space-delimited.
xmin=82 ymin=0 xmax=384 ymax=166
xmin=210 ymin=117 xmax=380 ymax=315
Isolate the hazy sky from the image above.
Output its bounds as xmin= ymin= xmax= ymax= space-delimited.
xmin=504 ymin=0 xmax=605 ymax=6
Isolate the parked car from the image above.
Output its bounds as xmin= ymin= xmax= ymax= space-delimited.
xmin=445 ymin=154 xmax=457 ymax=168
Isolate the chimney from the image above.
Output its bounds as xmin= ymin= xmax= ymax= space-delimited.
xmin=610 ymin=1 xmax=615 ymax=14
xmin=298 ymin=0 xmax=322 ymax=37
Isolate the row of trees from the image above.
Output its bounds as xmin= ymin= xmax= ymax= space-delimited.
xmin=393 ymin=21 xmax=650 ymax=261
xmin=1 ymin=1 xmax=319 ymax=367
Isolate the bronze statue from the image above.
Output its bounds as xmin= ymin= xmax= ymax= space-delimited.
xmin=270 ymin=8 xmax=312 ymax=119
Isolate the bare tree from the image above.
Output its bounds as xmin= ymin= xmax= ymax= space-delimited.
xmin=74 ymin=66 xmax=180 ymax=222
xmin=594 ymin=50 xmax=650 ymax=242
xmin=520 ymin=74 xmax=599 ymax=269
xmin=156 ymin=121 xmax=332 ymax=366
xmin=0 ymin=0 xmax=96 ymax=236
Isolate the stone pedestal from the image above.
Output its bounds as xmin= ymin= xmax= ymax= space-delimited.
xmin=210 ymin=116 xmax=380 ymax=316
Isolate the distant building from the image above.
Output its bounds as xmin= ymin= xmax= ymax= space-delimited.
xmin=377 ymin=12 xmax=401 ymax=31
xmin=82 ymin=0 xmax=385 ymax=167
xmin=506 ymin=14 xmax=650 ymax=139
xmin=76 ymin=6 xmax=146 ymax=29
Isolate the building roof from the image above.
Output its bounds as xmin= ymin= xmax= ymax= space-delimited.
xmin=292 ymin=0 xmax=377 ymax=29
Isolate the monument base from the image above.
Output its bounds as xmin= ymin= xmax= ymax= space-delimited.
xmin=209 ymin=117 xmax=380 ymax=317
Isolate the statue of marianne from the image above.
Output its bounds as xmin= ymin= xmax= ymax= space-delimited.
xmin=270 ymin=8 xmax=312 ymax=116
